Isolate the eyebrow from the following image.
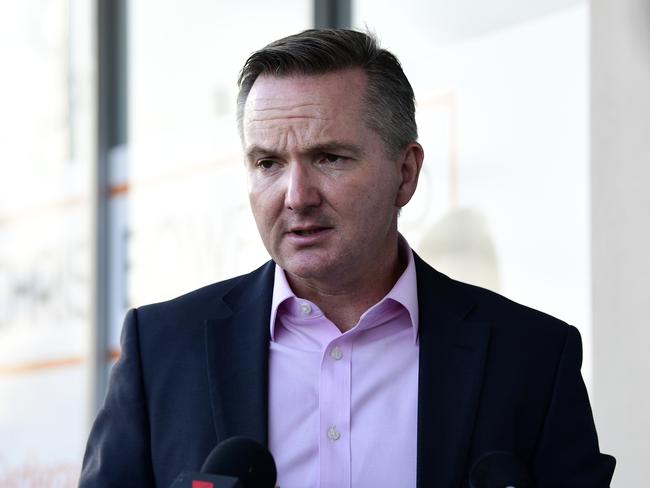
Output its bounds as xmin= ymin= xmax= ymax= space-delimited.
xmin=245 ymin=141 xmax=364 ymax=160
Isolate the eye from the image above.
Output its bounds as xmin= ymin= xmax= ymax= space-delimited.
xmin=320 ymin=153 xmax=345 ymax=164
xmin=256 ymin=159 xmax=277 ymax=170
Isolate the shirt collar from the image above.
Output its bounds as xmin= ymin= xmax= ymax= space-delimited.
xmin=269 ymin=235 xmax=419 ymax=343
xmin=385 ymin=236 xmax=419 ymax=342
xmin=269 ymin=263 xmax=297 ymax=341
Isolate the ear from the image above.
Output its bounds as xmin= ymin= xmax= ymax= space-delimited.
xmin=395 ymin=142 xmax=424 ymax=208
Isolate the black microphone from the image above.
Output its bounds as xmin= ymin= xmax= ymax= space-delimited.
xmin=170 ymin=437 xmax=277 ymax=488
xmin=469 ymin=451 xmax=535 ymax=488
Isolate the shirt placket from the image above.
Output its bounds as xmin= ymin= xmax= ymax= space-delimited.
xmin=319 ymin=338 xmax=352 ymax=488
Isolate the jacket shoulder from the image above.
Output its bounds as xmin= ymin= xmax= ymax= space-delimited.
xmin=136 ymin=260 xmax=275 ymax=323
xmin=453 ymin=277 xmax=568 ymax=330
xmin=415 ymin=254 xmax=571 ymax=340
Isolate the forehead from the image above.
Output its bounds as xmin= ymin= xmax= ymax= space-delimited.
xmin=242 ymin=69 xmax=368 ymax=131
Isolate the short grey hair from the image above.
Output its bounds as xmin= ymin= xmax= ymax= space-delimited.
xmin=237 ymin=29 xmax=418 ymax=158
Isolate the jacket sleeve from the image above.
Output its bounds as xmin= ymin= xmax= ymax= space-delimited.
xmin=78 ymin=308 xmax=156 ymax=487
xmin=531 ymin=325 xmax=615 ymax=487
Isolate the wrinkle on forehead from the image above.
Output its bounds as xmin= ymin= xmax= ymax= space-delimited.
xmin=248 ymin=121 xmax=337 ymax=154
xmin=251 ymin=102 xmax=323 ymax=112
xmin=245 ymin=101 xmax=333 ymax=124
xmin=247 ymin=115 xmax=332 ymax=123
xmin=244 ymin=100 xmax=338 ymax=145
xmin=242 ymin=70 xmax=368 ymax=150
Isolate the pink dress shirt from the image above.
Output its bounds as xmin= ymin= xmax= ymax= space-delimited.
xmin=268 ymin=243 xmax=420 ymax=488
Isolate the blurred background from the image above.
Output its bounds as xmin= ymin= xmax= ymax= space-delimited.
xmin=0 ymin=0 xmax=648 ymax=486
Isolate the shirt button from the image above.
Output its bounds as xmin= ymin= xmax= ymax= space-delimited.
xmin=299 ymin=303 xmax=312 ymax=315
xmin=330 ymin=347 xmax=343 ymax=360
xmin=327 ymin=426 xmax=341 ymax=441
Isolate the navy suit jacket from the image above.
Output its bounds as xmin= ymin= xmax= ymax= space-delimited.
xmin=79 ymin=255 xmax=615 ymax=487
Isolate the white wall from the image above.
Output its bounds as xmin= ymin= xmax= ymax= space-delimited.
xmin=591 ymin=0 xmax=650 ymax=485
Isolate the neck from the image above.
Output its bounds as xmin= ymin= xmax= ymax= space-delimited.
xmin=286 ymin=240 xmax=407 ymax=332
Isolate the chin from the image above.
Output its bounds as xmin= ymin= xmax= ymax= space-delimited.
xmin=277 ymin=256 xmax=335 ymax=282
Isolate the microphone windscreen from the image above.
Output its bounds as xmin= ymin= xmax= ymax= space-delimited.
xmin=469 ymin=451 xmax=534 ymax=488
xmin=201 ymin=437 xmax=277 ymax=488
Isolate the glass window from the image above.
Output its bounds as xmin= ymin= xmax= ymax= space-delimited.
xmin=0 ymin=0 xmax=95 ymax=484
xmin=122 ymin=1 xmax=312 ymax=344
xmin=354 ymin=0 xmax=592 ymax=384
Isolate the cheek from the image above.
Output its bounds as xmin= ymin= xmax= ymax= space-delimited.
xmin=248 ymin=185 xmax=267 ymax=220
xmin=355 ymin=182 xmax=399 ymax=228
xmin=348 ymin=176 xmax=395 ymax=208
xmin=249 ymin=184 xmax=283 ymax=238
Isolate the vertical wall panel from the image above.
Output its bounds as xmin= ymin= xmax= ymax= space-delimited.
xmin=591 ymin=0 xmax=650 ymax=485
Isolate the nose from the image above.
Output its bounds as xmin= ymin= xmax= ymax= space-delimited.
xmin=285 ymin=162 xmax=321 ymax=212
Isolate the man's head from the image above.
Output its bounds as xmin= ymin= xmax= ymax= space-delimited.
xmin=237 ymin=29 xmax=417 ymax=159
xmin=239 ymin=30 xmax=423 ymax=292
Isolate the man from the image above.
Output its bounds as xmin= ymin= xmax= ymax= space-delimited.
xmin=79 ymin=29 xmax=615 ymax=487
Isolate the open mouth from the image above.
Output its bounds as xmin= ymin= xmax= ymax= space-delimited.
xmin=293 ymin=229 xmax=322 ymax=236
xmin=289 ymin=226 xmax=332 ymax=237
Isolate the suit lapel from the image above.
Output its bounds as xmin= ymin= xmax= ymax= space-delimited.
xmin=204 ymin=262 xmax=275 ymax=446
xmin=415 ymin=255 xmax=490 ymax=488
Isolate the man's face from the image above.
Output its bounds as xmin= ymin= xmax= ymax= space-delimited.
xmin=242 ymin=69 xmax=419 ymax=287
